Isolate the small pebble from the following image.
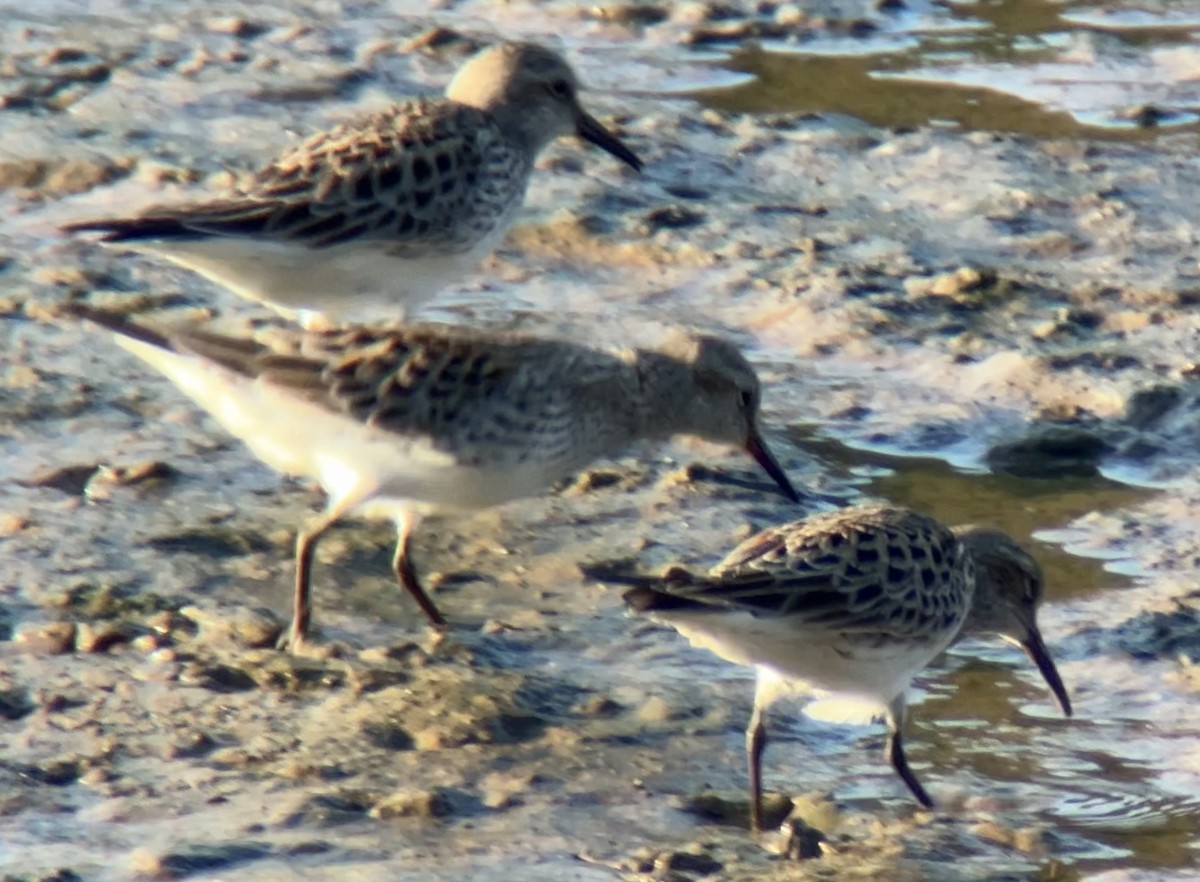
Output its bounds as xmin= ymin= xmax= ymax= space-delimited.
xmin=575 ymin=695 xmax=622 ymax=717
xmin=587 ymin=4 xmax=669 ymax=25
xmin=0 ymin=513 xmax=30 ymax=535
xmin=84 ymin=461 xmax=178 ymax=500
xmin=402 ymin=26 xmax=476 ymax=55
xmin=634 ymin=695 xmax=674 ymax=723
xmin=13 ymin=620 xmax=77 ymax=655
xmin=180 ymin=604 xmax=282 ymax=648
xmin=929 ymin=266 xmax=994 ymax=297
xmin=75 ymin=621 xmax=132 ymax=654
xmin=207 ymin=16 xmax=269 ymax=38
xmin=564 ymin=468 xmax=626 ymax=495
xmin=370 ymin=789 xmax=454 ymax=820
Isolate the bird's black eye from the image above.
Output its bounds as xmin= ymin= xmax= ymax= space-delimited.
xmin=548 ymin=78 xmax=572 ymax=100
xmin=739 ymin=390 xmax=755 ymax=409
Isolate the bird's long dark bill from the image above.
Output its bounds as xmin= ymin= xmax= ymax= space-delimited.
xmin=576 ymin=112 xmax=643 ymax=171
xmin=1020 ymin=626 xmax=1073 ymax=718
xmin=745 ymin=432 xmax=801 ymax=503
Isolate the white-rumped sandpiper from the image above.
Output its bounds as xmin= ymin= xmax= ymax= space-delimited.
xmin=63 ymin=42 xmax=642 ymax=327
xmin=612 ymin=504 xmax=1071 ymax=829
xmin=66 ymin=305 xmax=799 ymax=651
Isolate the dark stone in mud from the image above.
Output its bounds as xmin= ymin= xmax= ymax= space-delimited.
xmin=185 ymin=662 xmax=257 ymax=693
xmin=680 ymin=788 xmax=794 ymax=830
xmin=1114 ymin=605 xmax=1200 ymax=661
xmin=23 ymin=758 xmax=82 ymax=786
xmin=639 ymin=205 xmax=706 ymax=234
xmin=0 ymin=689 xmax=34 ymax=721
xmin=145 ymin=527 xmax=274 ymax=559
xmin=282 ymin=792 xmax=373 ymax=828
xmin=653 ymin=849 xmax=723 ymax=876
xmin=985 ymin=427 xmax=1112 ymax=478
xmin=4 ymin=871 xmax=83 ymax=882
xmin=359 ymin=720 xmax=415 ymax=752
xmin=129 ymin=842 xmax=271 ymax=878
xmin=1123 ymin=385 xmax=1182 ymax=429
xmin=20 ymin=463 xmax=98 ymax=496
xmin=784 ymin=816 xmax=828 ymax=860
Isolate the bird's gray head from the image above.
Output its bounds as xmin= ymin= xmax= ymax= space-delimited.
xmin=955 ymin=526 xmax=1072 ymax=717
xmin=447 ymin=42 xmax=642 ymax=171
xmin=649 ymin=333 xmax=799 ymax=503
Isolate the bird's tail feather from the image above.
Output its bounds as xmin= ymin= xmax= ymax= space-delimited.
xmin=54 ymin=302 xmax=178 ymax=352
xmin=581 ymin=560 xmax=711 ymax=614
xmin=61 ymin=215 xmax=202 ymax=242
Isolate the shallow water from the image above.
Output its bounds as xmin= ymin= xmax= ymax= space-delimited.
xmin=782 ymin=443 xmax=1200 ymax=875
xmin=3 ymin=1 xmax=1200 ymax=880
xmin=690 ymin=0 xmax=1200 ymax=138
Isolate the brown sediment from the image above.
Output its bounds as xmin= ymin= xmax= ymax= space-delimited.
xmin=4 ymin=1 xmax=1200 ymax=879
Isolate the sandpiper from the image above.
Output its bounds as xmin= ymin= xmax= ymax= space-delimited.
xmin=62 ymin=42 xmax=642 ymax=328
xmin=65 ymin=304 xmax=798 ymax=650
xmin=612 ymin=505 xmax=1071 ymax=830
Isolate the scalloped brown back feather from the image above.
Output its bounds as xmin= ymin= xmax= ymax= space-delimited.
xmin=638 ymin=506 xmax=973 ymax=638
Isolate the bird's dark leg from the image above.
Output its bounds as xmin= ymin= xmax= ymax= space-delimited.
xmin=885 ymin=694 xmax=934 ymax=808
xmin=747 ymin=701 xmax=768 ymax=832
xmin=392 ymin=509 xmax=446 ymax=627
xmin=279 ymin=508 xmax=342 ymax=652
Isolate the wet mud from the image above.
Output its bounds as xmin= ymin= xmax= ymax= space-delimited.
xmin=2 ymin=1 xmax=1200 ymax=880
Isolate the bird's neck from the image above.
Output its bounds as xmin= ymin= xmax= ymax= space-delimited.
xmin=485 ymin=103 xmax=555 ymax=159
xmin=632 ymin=350 xmax=697 ymax=439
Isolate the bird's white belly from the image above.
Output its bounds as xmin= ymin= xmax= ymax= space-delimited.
xmin=658 ymin=610 xmax=950 ymax=706
xmin=128 ymin=238 xmax=492 ymax=322
xmin=115 ymin=335 xmax=563 ymax=515
xmin=369 ymin=459 xmax=564 ymax=513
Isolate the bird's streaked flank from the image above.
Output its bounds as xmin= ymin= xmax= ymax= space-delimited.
xmin=67 ymin=304 xmax=798 ymax=650
xmin=607 ymin=505 xmax=1071 ymax=830
xmin=62 ymin=42 xmax=643 ymax=327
